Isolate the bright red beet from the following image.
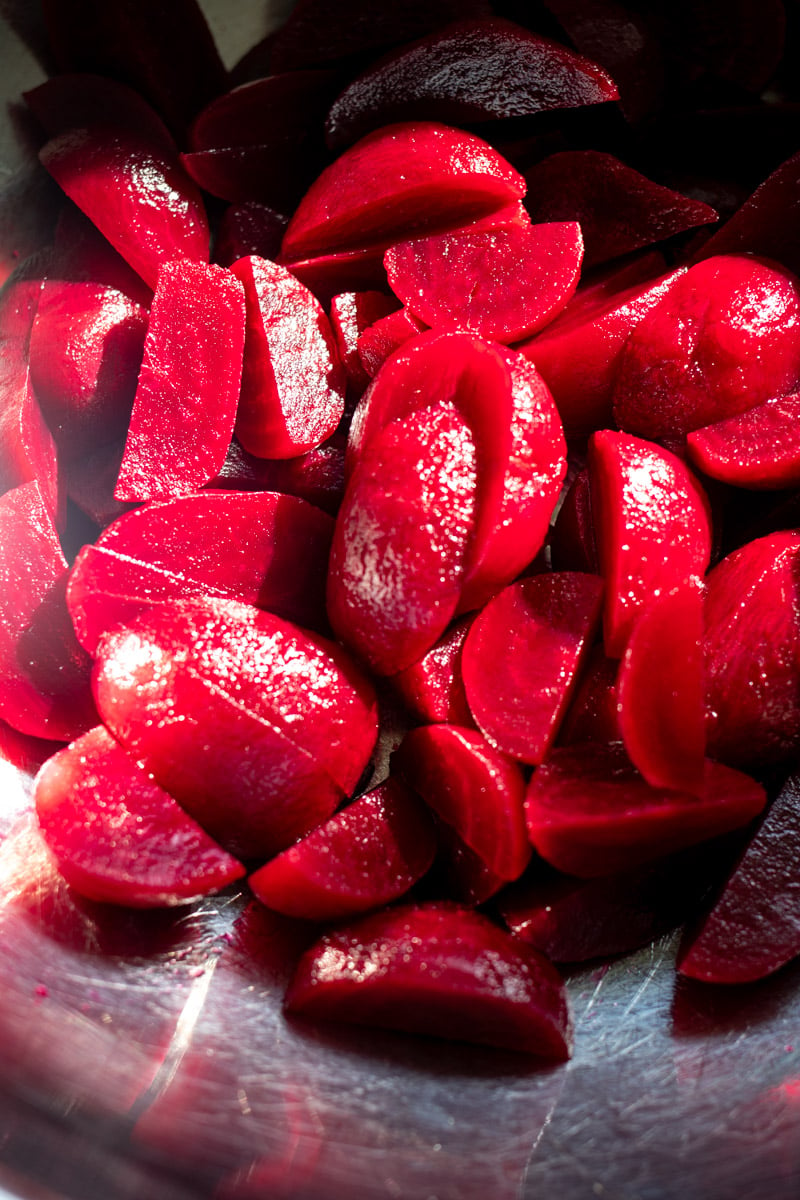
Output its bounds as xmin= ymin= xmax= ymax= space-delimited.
xmin=285 ymin=902 xmax=573 ymax=1058
xmin=356 ymin=308 xmax=427 ymax=379
xmin=329 ymin=290 xmax=399 ymax=398
xmin=391 ymin=615 xmax=475 ymax=727
xmin=248 ymin=778 xmax=436 ymax=921
xmin=461 ymin=573 xmax=604 ymax=765
xmin=524 ymin=743 xmax=767 ymax=877
xmin=35 ymin=726 xmax=245 ymax=908
xmin=115 ymin=260 xmax=246 ymax=501
xmin=686 ymin=394 xmax=800 ymax=489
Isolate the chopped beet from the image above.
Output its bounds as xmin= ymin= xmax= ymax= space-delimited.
xmin=329 ymin=290 xmax=399 ymax=399
xmin=180 ymin=145 xmax=319 ymax=214
xmin=285 ymin=901 xmax=573 ymax=1058
xmin=213 ymin=204 xmax=288 ymax=270
xmin=34 ymin=725 xmax=245 ymax=908
xmin=686 ymin=394 xmax=800 ymax=489
xmin=24 ymin=73 xmax=174 ymax=152
xmin=557 ymin=643 xmax=620 ymax=746
xmin=208 ymin=435 xmax=346 ymax=517
xmin=357 ymin=308 xmax=428 ymax=379
xmin=48 ymin=205 xmax=153 ymax=309
xmin=430 ymin=815 xmax=508 ymax=905
xmin=549 ymin=466 xmax=599 ymax=574
xmin=391 ymin=615 xmax=475 ymax=727
xmin=281 ymin=245 xmax=389 ymax=306
xmin=189 ymin=71 xmax=341 ymax=154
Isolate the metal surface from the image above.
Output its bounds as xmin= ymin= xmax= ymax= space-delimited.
xmin=2 ymin=3 xmax=800 ymax=1198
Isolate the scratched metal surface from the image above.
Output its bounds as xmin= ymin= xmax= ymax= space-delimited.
xmin=2 ymin=3 xmax=800 ymax=1199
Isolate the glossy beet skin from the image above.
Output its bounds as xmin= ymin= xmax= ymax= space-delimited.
xmin=285 ymin=902 xmax=573 ymax=1059
xmin=35 ymin=726 xmax=245 ymax=908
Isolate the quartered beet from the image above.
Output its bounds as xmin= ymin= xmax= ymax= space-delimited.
xmin=230 ymin=256 xmax=345 ymax=460
xmin=461 ymin=573 xmax=604 ymax=765
xmin=524 ymin=743 xmax=767 ymax=878
xmin=395 ymin=724 xmax=531 ymax=882
xmin=93 ymin=598 xmax=378 ymax=860
xmin=686 ymin=394 xmax=800 ymax=489
xmin=285 ymin=902 xmax=573 ymax=1058
xmin=35 ymin=725 xmax=245 ymax=908
xmin=115 ymin=260 xmax=245 ymax=501
xmin=384 ymin=220 xmax=583 ymax=343
xmin=66 ymin=490 xmax=335 ymax=655
xmin=678 ymin=774 xmax=800 ymax=984
xmin=248 ymin=778 xmax=436 ymax=921
xmin=697 ymin=150 xmax=800 ymax=278
xmin=391 ymin=615 xmax=475 ymax=727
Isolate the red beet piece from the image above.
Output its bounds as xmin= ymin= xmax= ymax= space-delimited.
xmin=62 ymin=437 xmax=132 ymax=529
xmin=549 ymin=465 xmax=599 ymax=573
xmin=357 ymin=308 xmax=428 ymax=379
xmin=115 ymin=260 xmax=246 ymax=501
xmin=285 ymin=901 xmax=573 ymax=1058
xmin=190 ymin=71 xmax=341 ymax=153
xmin=588 ymin=430 xmax=712 ymax=657
xmin=330 ymin=290 xmax=399 ymax=398
xmin=24 ymin=74 xmax=174 ymax=153
xmin=617 ymin=578 xmax=706 ymax=795
xmin=686 ymin=394 xmax=800 ymax=489
xmin=280 ymin=246 xmax=388 ymax=306
xmin=249 ymin=778 xmax=436 ymax=921
xmin=696 ymin=151 xmax=800 ymax=278
xmin=431 ymin=816 xmax=508 ymax=905
xmin=704 ymin=530 xmax=800 ymax=768
xmin=48 ymin=205 xmax=153 ymax=309
xmin=28 ymin=280 xmax=148 ymax=460
xmin=524 ymin=151 xmax=717 ymax=269
xmin=391 ymin=615 xmax=475 ymax=727
xmin=214 ymin=204 xmax=288 ymax=270
xmin=180 ymin=144 xmax=319 ymax=213
xmin=93 ymin=598 xmax=378 ymax=860
xmin=461 ymin=573 xmax=603 ymax=765
xmin=325 ymin=18 xmax=619 ymax=150
xmin=39 ymin=127 xmax=209 ymax=291
xmin=558 ymin=643 xmax=620 ymax=746
xmin=0 ymin=482 xmax=96 ymax=741
xmin=230 ymin=256 xmax=345 ymax=460
xmin=35 ymin=725 xmax=245 ymax=908
xmin=208 ymin=434 xmax=346 ymax=517
xmin=67 ymin=490 xmax=335 ymax=655
xmin=280 ymin=122 xmax=526 ymax=261
xmin=519 ymin=266 xmax=686 ymax=437
xmin=384 ymin=220 xmax=583 ymax=343
xmin=678 ymin=774 xmax=800 ymax=984
xmin=395 ymin=724 xmax=531 ymax=881
xmin=612 ymin=255 xmax=800 ymax=440
xmin=524 ymin=743 xmax=767 ymax=878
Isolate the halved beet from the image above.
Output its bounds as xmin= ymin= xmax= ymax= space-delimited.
xmin=678 ymin=774 xmax=800 ymax=984
xmin=616 ymin=578 xmax=706 ymax=795
xmin=612 ymin=255 xmax=800 ymax=440
xmin=461 ymin=573 xmax=604 ymax=765
xmin=23 ymin=73 xmax=174 ymax=152
xmin=524 ymin=743 xmax=767 ymax=878
xmin=329 ymin=290 xmax=399 ymax=398
xmin=248 ymin=778 xmax=436 ymax=921
xmin=230 ymin=256 xmax=345 ymax=460
xmin=285 ymin=901 xmax=573 ymax=1058
xmin=356 ymin=307 xmax=428 ymax=379
xmin=390 ymin=615 xmax=475 ymax=727
xmin=34 ymin=725 xmax=245 ymax=908
xmin=384 ymin=220 xmax=583 ymax=343
xmin=115 ymin=260 xmax=245 ymax=501
xmin=66 ymin=490 xmax=335 ymax=655
xmin=395 ymin=724 xmax=531 ymax=881
xmin=280 ymin=122 xmax=526 ymax=261
xmin=93 ymin=598 xmax=378 ymax=860
xmin=588 ymin=430 xmax=712 ymax=657
xmin=696 ymin=150 xmax=800 ymax=277
xmin=686 ymin=394 xmax=800 ymax=489
xmin=214 ymin=203 xmax=288 ymax=270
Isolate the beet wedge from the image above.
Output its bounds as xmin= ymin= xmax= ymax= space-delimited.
xmin=391 ymin=615 xmax=475 ymax=728
xmin=285 ymin=901 xmax=573 ymax=1059
xmin=686 ymin=394 xmax=800 ymax=489
xmin=248 ymin=778 xmax=436 ymax=921
xmin=115 ymin=260 xmax=246 ymax=501
xmin=330 ymin=290 xmax=399 ymax=399
xmin=35 ymin=725 xmax=245 ymax=908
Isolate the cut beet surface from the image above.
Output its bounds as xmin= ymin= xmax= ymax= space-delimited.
xmin=524 ymin=743 xmax=767 ymax=878
xmin=34 ymin=725 xmax=245 ymax=908
xmin=431 ymin=815 xmax=507 ymax=905
xmin=557 ymin=643 xmax=620 ymax=747
xmin=390 ymin=614 xmax=475 ymax=728
xmin=330 ymin=290 xmax=400 ymax=400
xmin=357 ymin=307 xmax=428 ymax=379
xmin=66 ymin=490 xmax=335 ymax=656
xmin=285 ymin=901 xmax=573 ymax=1058
xmin=24 ymin=73 xmax=175 ymax=153
xmin=248 ymin=778 xmax=436 ymax=921
xmin=0 ymin=305 xmax=60 ymax=523
xmin=686 ymin=394 xmax=800 ymax=489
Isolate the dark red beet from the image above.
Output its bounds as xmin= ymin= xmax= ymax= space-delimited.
xmin=180 ymin=145 xmax=319 ymax=213
xmin=391 ymin=615 xmax=475 ymax=727
xmin=23 ymin=73 xmax=174 ymax=153
xmin=280 ymin=246 xmax=388 ymax=306
xmin=34 ymin=726 xmax=245 ymax=908
xmin=696 ymin=151 xmax=800 ymax=278
xmin=557 ymin=643 xmax=620 ymax=746
xmin=214 ymin=204 xmax=288 ymax=270
xmin=431 ymin=816 xmax=508 ymax=905
xmin=357 ymin=307 xmax=428 ymax=378
xmin=285 ymin=901 xmax=573 ymax=1058
xmin=208 ymin=435 xmax=346 ymax=517
xmin=66 ymin=491 xmax=335 ymax=655
xmin=686 ymin=394 xmax=800 ymax=489
xmin=189 ymin=71 xmax=341 ymax=154
xmin=461 ymin=573 xmax=604 ymax=765
xmin=248 ymin=778 xmax=436 ymax=921
xmin=549 ymin=466 xmax=599 ymax=574
xmin=48 ymin=204 xmax=153 ymax=309
xmin=329 ymin=290 xmax=399 ymax=398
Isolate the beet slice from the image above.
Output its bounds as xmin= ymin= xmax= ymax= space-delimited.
xmin=395 ymin=724 xmax=531 ymax=881
xmin=324 ymin=17 xmax=619 ymax=150
xmin=66 ymin=490 xmax=335 ymax=655
xmin=214 ymin=204 xmax=288 ymax=270
xmin=678 ymin=774 xmax=800 ymax=984
xmin=524 ymin=743 xmax=767 ymax=878
xmin=686 ymin=394 xmax=800 ymax=489
xmin=384 ymin=220 xmax=583 ymax=343
xmin=189 ymin=71 xmax=341 ymax=153
xmin=39 ymin=127 xmax=210 ymax=291
xmin=523 ymin=151 xmax=717 ymax=269
xmin=612 ymin=255 xmax=800 ymax=440
xmin=115 ymin=260 xmax=246 ymax=501
xmin=356 ymin=307 xmax=428 ymax=379
xmin=93 ymin=598 xmax=378 ymax=860
xmin=588 ymin=430 xmax=712 ymax=657
xmin=35 ymin=725 xmax=245 ymax=908
xmin=391 ymin=615 xmax=475 ymax=727
xmin=461 ymin=573 xmax=604 ymax=766
xmin=329 ymin=290 xmax=399 ymax=399
xmin=281 ymin=246 xmax=389 ymax=306
xmin=230 ymin=256 xmax=346 ymax=461
xmin=704 ymin=530 xmax=800 ymax=768
xmin=248 ymin=778 xmax=436 ymax=921
xmin=280 ymin=122 xmax=526 ymax=261
xmin=0 ymin=482 xmax=96 ymax=741
xmin=180 ymin=145 xmax=320 ymax=214
xmin=285 ymin=901 xmax=573 ymax=1058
